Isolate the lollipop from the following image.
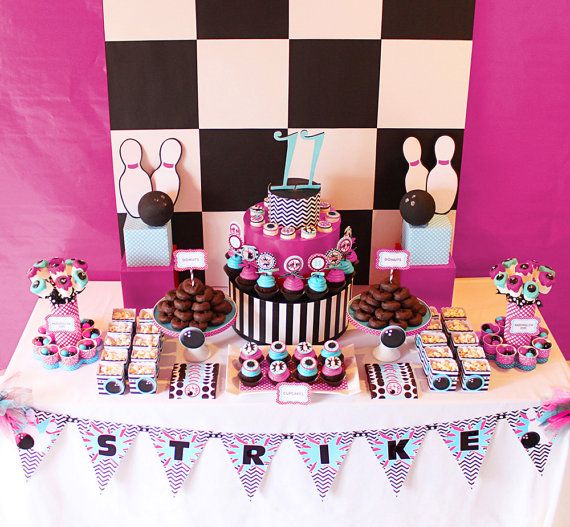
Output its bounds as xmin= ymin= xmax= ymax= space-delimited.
xmin=537 ymin=271 xmax=555 ymax=294
xmin=493 ymin=272 xmax=508 ymax=294
xmin=506 ymin=275 xmax=523 ymax=297
xmin=522 ymin=281 xmax=540 ymax=302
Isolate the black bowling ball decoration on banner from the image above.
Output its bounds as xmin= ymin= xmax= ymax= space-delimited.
xmin=138 ymin=191 xmax=174 ymax=227
xmin=399 ymin=190 xmax=436 ymax=226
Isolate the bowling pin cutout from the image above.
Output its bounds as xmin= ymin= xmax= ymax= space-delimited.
xmin=151 ymin=138 xmax=182 ymax=205
xmin=118 ymin=139 xmax=152 ymax=218
xmin=403 ymin=137 xmax=428 ymax=192
xmin=426 ymin=135 xmax=458 ymax=214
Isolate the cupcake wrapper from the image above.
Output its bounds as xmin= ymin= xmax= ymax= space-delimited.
xmin=281 ymin=289 xmax=306 ymax=302
xmin=82 ymin=353 xmax=99 ymax=364
xmin=515 ymin=362 xmax=536 ymax=371
xmin=537 ymin=357 xmax=549 ymax=364
xmin=306 ymin=289 xmax=328 ymax=301
xmin=41 ymin=351 xmax=60 ymax=366
xmin=254 ymin=285 xmax=279 ymax=300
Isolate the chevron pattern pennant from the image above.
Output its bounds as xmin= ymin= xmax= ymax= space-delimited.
xmin=293 ymin=432 xmax=353 ymax=499
xmin=148 ymin=427 xmax=209 ymax=495
xmin=437 ymin=415 xmax=497 ymax=487
xmin=221 ymin=433 xmax=283 ymax=499
xmin=76 ymin=419 xmax=138 ymax=491
xmin=11 ymin=409 xmax=67 ymax=480
xmin=365 ymin=426 xmax=427 ymax=494
xmin=507 ymin=406 xmax=558 ymax=474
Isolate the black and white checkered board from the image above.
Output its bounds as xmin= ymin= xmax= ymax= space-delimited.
xmin=104 ymin=0 xmax=475 ymax=286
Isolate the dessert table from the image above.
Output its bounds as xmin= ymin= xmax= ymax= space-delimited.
xmin=1 ymin=279 xmax=569 ymax=527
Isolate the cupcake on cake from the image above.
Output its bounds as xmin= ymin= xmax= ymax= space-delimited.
xmin=307 ymin=272 xmax=328 ymax=300
xmin=326 ymin=267 xmax=346 ymax=293
xmin=282 ymin=274 xmax=305 ymax=301
xmin=236 ymin=264 xmax=258 ymax=293
xmin=336 ymin=258 xmax=355 ymax=281
xmin=224 ymin=251 xmax=243 ymax=279
xmin=254 ymin=272 xmax=279 ymax=300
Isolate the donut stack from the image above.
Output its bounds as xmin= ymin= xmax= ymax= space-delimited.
xmin=156 ymin=278 xmax=233 ymax=331
xmin=351 ymin=279 xmax=427 ymax=330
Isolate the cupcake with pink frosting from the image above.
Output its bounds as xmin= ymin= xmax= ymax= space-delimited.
xmin=321 ymin=356 xmax=345 ymax=387
xmin=282 ymin=274 xmax=305 ymax=301
xmin=236 ymin=264 xmax=258 ymax=293
xmin=326 ymin=267 xmax=346 ymax=293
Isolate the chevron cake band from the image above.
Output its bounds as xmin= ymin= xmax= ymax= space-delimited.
xmin=267 ymin=178 xmax=321 ymax=229
xmin=229 ymin=279 xmax=352 ymax=345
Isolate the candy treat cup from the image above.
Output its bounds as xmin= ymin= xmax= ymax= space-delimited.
xmin=59 ymin=346 xmax=80 ymax=370
xmin=40 ymin=345 xmax=60 ymax=369
xmin=326 ymin=268 xmax=346 ymax=294
xmin=516 ymin=346 xmax=538 ymax=371
xmin=481 ymin=333 xmax=502 ymax=360
xmin=532 ymin=337 xmax=552 ymax=364
xmin=495 ymin=344 xmax=516 ymax=369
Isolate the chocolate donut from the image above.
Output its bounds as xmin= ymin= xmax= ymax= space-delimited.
xmin=381 ymin=300 xmax=401 ymax=312
xmin=359 ymin=301 xmax=375 ymax=314
xmin=171 ymin=317 xmax=189 ymax=331
xmin=192 ymin=301 xmax=211 ymax=312
xmin=393 ymin=287 xmax=410 ymax=301
xmin=164 ymin=289 xmax=177 ymax=302
xmin=380 ymin=281 xmax=400 ymax=293
xmin=195 ymin=286 xmax=214 ymax=303
xmin=374 ymin=308 xmax=393 ymax=321
xmin=401 ymin=296 xmax=418 ymax=308
xmin=371 ymin=288 xmax=393 ymax=302
xmin=213 ymin=301 xmax=233 ymax=314
xmin=350 ymin=300 xmax=361 ymax=311
xmin=389 ymin=319 xmax=408 ymax=329
xmin=183 ymin=278 xmax=205 ymax=296
xmin=175 ymin=288 xmax=192 ymax=301
xmin=408 ymin=314 xmax=423 ymax=327
xmin=173 ymin=298 xmax=192 ymax=311
xmin=362 ymin=294 xmax=380 ymax=308
xmin=354 ymin=309 xmax=371 ymax=322
xmin=174 ymin=309 xmax=193 ymax=322
xmin=157 ymin=300 xmax=175 ymax=314
xmin=416 ymin=304 xmax=428 ymax=316
xmin=211 ymin=291 xmax=225 ymax=306
xmin=210 ymin=313 xmax=226 ymax=326
xmin=193 ymin=310 xmax=213 ymax=323
xmin=368 ymin=317 xmax=388 ymax=329
xmin=157 ymin=312 xmax=173 ymax=323
xmin=395 ymin=309 xmax=413 ymax=321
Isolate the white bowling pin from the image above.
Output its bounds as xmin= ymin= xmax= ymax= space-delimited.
xmin=151 ymin=138 xmax=182 ymax=205
xmin=118 ymin=139 xmax=152 ymax=218
xmin=403 ymin=137 xmax=428 ymax=192
xmin=426 ymin=135 xmax=458 ymax=214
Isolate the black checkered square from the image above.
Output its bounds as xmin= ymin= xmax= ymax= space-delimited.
xmin=338 ymin=210 xmax=373 ymax=286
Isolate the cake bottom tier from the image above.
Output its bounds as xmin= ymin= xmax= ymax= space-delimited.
xmin=229 ymin=280 xmax=353 ymax=345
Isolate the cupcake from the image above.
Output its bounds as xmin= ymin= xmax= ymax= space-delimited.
xmin=239 ymin=342 xmax=264 ymax=364
xmin=321 ymin=356 xmax=345 ymax=387
xmin=319 ymin=339 xmax=344 ymax=364
xmin=236 ymin=264 xmax=258 ymax=293
xmin=282 ymin=274 xmax=305 ymax=301
xmin=337 ymin=258 xmax=355 ymax=282
xmin=307 ymin=272 xmax=328 ymax=300
xmin=326 ymin=267 xmax=346 ymax=293
xmin=224 ymin=251 xmax=243 ymax=279
xmin=295 ymin=356 xmax=318 ymax=384
xmin=254 ymin=273 xmax=279 ymax=300
xmin=268 ymin=341 xmax=290 ymax=364
xmin=292 ymin=341 xmax=316 ymax=365
xmin=238 ymin=359 xmax=263 ymax=387
xmin=268 ymin=360 xmax=290 ymax=385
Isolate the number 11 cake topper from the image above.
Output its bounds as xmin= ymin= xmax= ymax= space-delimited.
xmin=271 ymin=130 xmax=324 ymax=190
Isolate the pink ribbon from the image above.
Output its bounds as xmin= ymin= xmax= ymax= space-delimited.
xmin=127 ymin=163 xmax=139 ymax=169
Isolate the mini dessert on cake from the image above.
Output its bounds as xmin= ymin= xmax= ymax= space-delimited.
xmin=249 ymin=205 xmax=264 ymax=216
xmin=321 ymin=356 xmax=345 ymax=387
xmin=320 ymin=339 xmax=344 ymax=364
xmin=263 ymin=222 xmax=279 ymax=237
xmin=268 ymin=340 xmax=290 ymax=364
xmin=326 ymin=210 xmax=340 ymax=223
xmin=238 ymin=359 xmax=263 ymax=387
xmin=224 ymin=251 xmax=243 ymax=279
xmin=326 ymin=266 xmax=346 ymax=293
xmin=268 ymin=360 xmax=290 ymax=385
xmin=301 ymin=226 xmax=317 ymax=239
xmin=239 ymin=342 xmax=264 ymax=364
xmin=336 ymin=258 xmax=355 ymax=281
xmin=281 ymin=274 xmax=305 ymax=301
xmin=236 ymin=264 xmax=258 ymax=293
xmin=280 ymin=226 xmax=296 ymax=240
xmin=319 ymin=201 xmax=331 ymax=214
xmin=295 ymin=356 xmax=319 ymax=384
xmin=292 ymin=341 xmax=316 ymax=365
xmin=317 ymin=220 xmax=332 ymax=233
xmin=307 ymin=272 xmax=328 ymax=300
xmin=250 ymin=214 xmax=265 ymax=228
xmin=254 ymin=272 xmax=279 ymax=300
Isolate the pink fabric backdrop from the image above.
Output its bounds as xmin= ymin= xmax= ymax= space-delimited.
xmin=0 ymin=1 xmax=568 ymax=367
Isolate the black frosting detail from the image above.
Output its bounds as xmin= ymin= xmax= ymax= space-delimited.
xmin=268 ymin=178 xmax=320 ymax=199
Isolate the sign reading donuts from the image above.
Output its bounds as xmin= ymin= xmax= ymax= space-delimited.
xmin=173 ymin=249 xmax=208 ymax=272
xmin=375 ymin=249 xmax=411 ymax=270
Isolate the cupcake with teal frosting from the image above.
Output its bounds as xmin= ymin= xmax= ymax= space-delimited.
xmin=295 ymin=356 xmax=319 ymax=384
xmin=307 ymin=272 xmax=328 ymax=300
xmin=254 ymin=272 xmax=279 ymax=300
xmin=224 ymin=251 xmax=243 ymax=279
xmin=319 ymin=339 xmax=344 ymax=364
xmin=337 ymin=258 xmax=355 ymax=281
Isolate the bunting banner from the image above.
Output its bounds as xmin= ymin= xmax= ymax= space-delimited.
xmin=437 ymin=415 xmax=497 ymax=487
xmin=293 ymin=432 xmax=353 ymax=499
xmin=12 ymin=409 xmax=67 ymax=480
xmin=365 ymin=426 xmax=427 ymax=494
xmin=148 ymin=427 xmax=209 ymax=495
xmin=507 ymin=406 xmax=558 ymax=474
xmin=2 ymin=405 xmax=563 ymax=496
xmin=221 ymin=433 xmax=283 ymax=499
xmin=76 ymin=419 xmax=139 ymax=491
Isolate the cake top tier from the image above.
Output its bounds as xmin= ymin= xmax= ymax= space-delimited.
xmin=267 ymin=178 xmax=321 ymax=200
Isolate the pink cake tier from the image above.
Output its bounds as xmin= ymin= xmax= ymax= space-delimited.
xmin=243 ymin=204 xmax=341 ymax=276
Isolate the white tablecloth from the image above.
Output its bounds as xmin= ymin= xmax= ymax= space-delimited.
xmin=1 ymin=279 xmax=569 ymax=527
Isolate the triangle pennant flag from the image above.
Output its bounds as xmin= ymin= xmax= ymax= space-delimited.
xmin=437 ymin=415 xmax=497 ymax=487
xmin=293 ymin=432 xmax=353 ymax=499
xmin=77 ymin=419 xmax=139 ymax=491
xmin=221 ymin=433 xmax=283 ymax=499
xmin=148 ymin=427 xmax=209 ymax=495
xmin=11 ymin=409 xmax=67 ymax=480
xmin=507 ymin=406 xmax=558 ymax=474
xmin=365 ymin=426 xmax=427 ymax=494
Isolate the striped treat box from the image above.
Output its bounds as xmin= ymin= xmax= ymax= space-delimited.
xmin=229 ymin=280 xmax=353 ymax=345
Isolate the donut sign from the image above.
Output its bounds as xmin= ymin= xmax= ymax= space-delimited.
xmin=284 ymin=255 xmax=304 ymax=275
xmin=173 ymin=249 xmax=208 ymax=271
xmin=308 ymin=253 xmax=327 ymax=272
xmin=375 ymin=249 xmax=410 ymax=270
